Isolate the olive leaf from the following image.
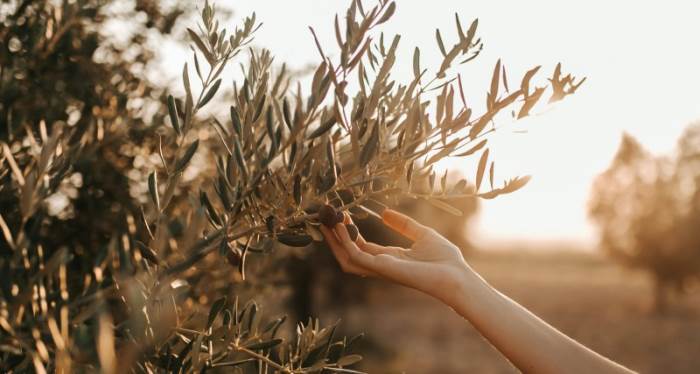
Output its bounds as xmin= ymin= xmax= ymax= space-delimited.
xmin=230 ymin=106 xmax=242 ymax=136
xmin=175 ymin=139 xmax=200 ymax=173
xmin=475 ymin=148 xmax=489 ymax=191
xmin=245 ymin=338 xmax=283 ymax=351
xmin=198 ymin=78 xmax=222 ymax=108
xmin=307 ymin=117 xmax=337 ymax=139
xmin=207 ymin=297 xmax=227 ymax=329
xmin=359 ymin=123 xmax=379 ymax=167
xmin=167 ymin=95 xmax=181 ymax=136
xmin=148 ymin=171 xmax=160 ymax=211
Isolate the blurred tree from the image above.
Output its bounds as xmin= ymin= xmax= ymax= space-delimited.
xmin=672 ymin=122 xmax=700 ymax=292
xmin=589 ymin=131 xmax=700 ymax=313
xmin=0 ymin=0 xmax=191 ymax=254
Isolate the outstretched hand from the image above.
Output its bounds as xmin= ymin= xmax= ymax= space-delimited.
xmin=320 ymin=209 xmax=471 ymax=305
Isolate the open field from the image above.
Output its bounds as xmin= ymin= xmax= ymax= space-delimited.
xmin=320 ymin=250 xmax=700 ymax=373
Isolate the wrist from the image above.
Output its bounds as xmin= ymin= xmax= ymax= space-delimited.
xmin=444 ymin=263 xmax=491 ymax=316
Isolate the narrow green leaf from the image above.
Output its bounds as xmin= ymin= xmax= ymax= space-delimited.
xmin=148 ymin=171 xmax=160 ymax=211
xmin=134 ymin=241 xmax=160 ymax=265
xmin=200 ymin=190 xmax=222 ymax=226
xmin=518 ymin=86 xmax=546 ymax=119
xmin=253 ymin=94 xmax=266 ymax=123
xmin=282 ymin=98 xmax=293 ymax=130
xmin=207 ymin=297 xmax=227 ymax=329
xmin=167 ymin=95 xmax=181 ymax=136
xmin=359 ymin=123 xmax=379 ymax=167
xmin=455 ymin=13 xmax=466 ymax=42
xmin=307 ymin=117 xmax=337 ymax=139
xmin=435 ymin=29 xmax=446 ymax=57
xmin=293 ymin=175 xmax=302 ymax=205
xmin=490 ymin=59 xmax=501 ymax=104
xmin=175 ymin=139 xmax=200 ymax=173
xmin=245 ymin=338 xmax=282 ymax=351
xmin=376 ymin=2 xmax=396 ymax=25
xmin=232 ymin=136 xmax=248 ymax=177
xmin=230 ymin=106 xmax=242 ymax=136
xmin=265 ymin=106 xmax=275 ymax=140
xmin=465 ymin=18 xmax=479 ymax=50
xmin=412 ymin=47 xmax=421 ymax=81
xmin=198 ymin=79 xmax=221 ymax=108
xmin=326 ymin=137 xmax=336 ymax=173
xmin=337 ymin=354 xmax=363 ymax=367
xmin=502 ymin=175 xmax=532 ymax=193
xmin=520 ymin=65 xmax=541 ymax=95
xmin=502 ymin=63 xmax=510 ymax=93
xmin=475 ymin=148 xmax=489 ymax=191
xmin=187 ymin=28 xmax=216 ymax=64
xmin=192 ymin=52 xmax=203 ymax=83
xmin=183 ymin=63 xmax=192 ymax=102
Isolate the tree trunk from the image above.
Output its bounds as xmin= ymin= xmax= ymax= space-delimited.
xmin=652 ymin=277 xmax=669 ymax=315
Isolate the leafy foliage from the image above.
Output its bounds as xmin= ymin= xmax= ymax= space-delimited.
xmin=589 ymin=127 xmax=700 ymax=312
xmin=0 ymin=0 xmax=581 ymax=371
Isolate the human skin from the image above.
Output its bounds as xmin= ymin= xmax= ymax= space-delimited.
xmin=320 ymin=209 xmax=636 ymax=374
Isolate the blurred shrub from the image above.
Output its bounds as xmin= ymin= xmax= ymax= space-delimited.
xmin=0 ymin=0 xmax=581 ymax=371
xmin=589 ymin=126 xmax=700 ymax=313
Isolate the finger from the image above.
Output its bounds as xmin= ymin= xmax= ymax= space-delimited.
xmin=320 ymin=225 xmax=373 ymax=276
xmin=321 ymin=225 xmax=366 ymax=272
xmin=320 ymin=225 xmax=347 ymax=262
xmin=381 ymin=209 xmax=431 ymax=241
xmin=336 ymin=229 xmax=411 ymax=281
xmin=342 ymin=212 xmax=368 ymax=246
xmin=341 ymin=212 xmax=407 ymax=256
xmin=358 ymin=241 xmax=407 ymax=257
xmin=334 ymin=223 xmax=421 ymax=285
xmin=334 ymin=223 xmax=387 ymax=270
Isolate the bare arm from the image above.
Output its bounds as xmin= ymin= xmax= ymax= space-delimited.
xmin=320 ymin=209 xmax=635 ymax=374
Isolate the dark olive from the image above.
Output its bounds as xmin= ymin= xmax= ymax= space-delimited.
xmin=335 ymin=210 xmax=345 ymax=224
xmin=346 ymin=224 xmax=359 ymax=241
xmin=277 ymin=233 xmax=313 ymax=247
xmin=319 ymin=204 xmax=338 ymax=228
xmin=266 ymin=215 xmax=276 ymax=233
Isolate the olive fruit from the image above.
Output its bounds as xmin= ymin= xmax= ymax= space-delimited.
xmin=345 ymin=224 xmax=359 ymax=241
xmin=277 ymin=233 xmax=313 ymax=247
xmin=266 ymin=215 xmax=276 ymax=233
xmin=319 ymin=204 xmax=342 ymax=228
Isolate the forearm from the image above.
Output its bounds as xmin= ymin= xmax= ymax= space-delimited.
xmin=447 ymin=267 xmax=635 ymax=374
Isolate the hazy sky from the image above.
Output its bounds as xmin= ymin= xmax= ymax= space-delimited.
xmin=159 ymin=1 xmax=700 ymax=247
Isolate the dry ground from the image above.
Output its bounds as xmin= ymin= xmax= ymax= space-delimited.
xmin=318 ymin=250 xmax=700 ymax=373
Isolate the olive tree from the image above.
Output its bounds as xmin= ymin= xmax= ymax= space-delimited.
xmin=0 ymin=0 xmax=582 ymax=372
xmin=589 ymin=130 xmax=700 ymax=313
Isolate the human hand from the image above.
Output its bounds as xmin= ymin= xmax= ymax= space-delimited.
xmin=320 ymin=209 xmax=472 ymax=306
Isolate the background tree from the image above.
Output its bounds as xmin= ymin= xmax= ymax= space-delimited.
xmin=589 ymin=130 xmax=700 ymax=313
xmin=0 ymin=0 xmax=582 ymax=372
xmin=671 ymin=122 xmax=700 ymax=293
